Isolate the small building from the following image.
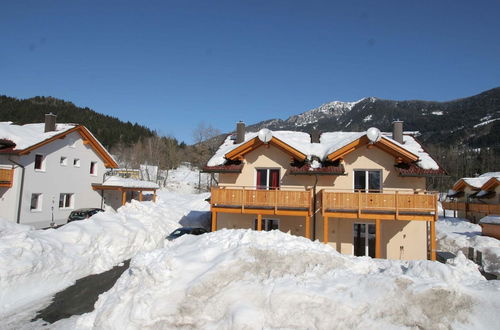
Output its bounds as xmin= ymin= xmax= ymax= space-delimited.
xmin=479 ymin=215 xmax=500 ymax=240
xmin=445 ymin=173 xmax=500 ymax=222
xmin=204 ymin=121 xmax=446 ymax=261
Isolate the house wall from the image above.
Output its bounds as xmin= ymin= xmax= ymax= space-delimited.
xmin=0 ymin=131 xmax=108 ymax=228
xmin=216 ymin=141 xmax=430 ymax=260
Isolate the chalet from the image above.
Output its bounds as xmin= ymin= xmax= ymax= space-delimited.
xmin=444 ymin=172 xmax=500 ymax=222
xmin=0 ymin=114 xmax=158 ymax=228
xmin=203 ymin=121 xmax=446 ymax=261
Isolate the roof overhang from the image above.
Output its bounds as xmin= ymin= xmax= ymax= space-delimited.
xmin=225 ymin=136 xmax=307 ymax=162
xmin=326 ymin=136 xmax=419 ymax=163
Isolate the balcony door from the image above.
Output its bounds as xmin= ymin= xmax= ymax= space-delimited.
xmin=354 ymin=170 xmax=381 ymax=193
xmin=256 ymin=169 xmax=280 ymax=190
xmin=353 ymin=223 xmax=376 ymax=257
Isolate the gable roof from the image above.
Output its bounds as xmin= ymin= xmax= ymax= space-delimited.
xmin=0 ymin=122 xmax=118 ymax=168
xmin=206 ymin=129 xmax=444 ymax=175
xmin=452 ymin=173 xmax=500 ymax=191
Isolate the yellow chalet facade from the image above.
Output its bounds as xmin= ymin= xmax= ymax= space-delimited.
xmin=203 ymin=122 xmax=446 ymax=261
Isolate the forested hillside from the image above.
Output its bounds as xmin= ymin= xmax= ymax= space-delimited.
xmin=0 ymin=95 xmax=155 ymax=149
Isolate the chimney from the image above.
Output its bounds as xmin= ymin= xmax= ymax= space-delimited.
xmin=310 ymin=129 xmax=321 ymax=143
xmin=44 ymin=113 xmax=57 ymax=132
xmin=392 ymin=120 xmax=403 ymax=144
xmin=235 ymin=121 xmax=245 ymax=144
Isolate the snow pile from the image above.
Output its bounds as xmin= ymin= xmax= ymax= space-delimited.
xmin=0 ymin=122 xmax=76 ymax=150
xmin=52 ymin=229 xmax=499 ymax=329
xmin=0 ymin=190 xmax=209 ymax=319
xmin=436 ymin=217 xmax=500 ymax=276
xmin=0 ymin=218 xmax=33 ymax=237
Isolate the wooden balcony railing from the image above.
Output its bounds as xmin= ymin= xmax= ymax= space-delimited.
xmin=442 ymin=202 xmax=500 ymax=215
xmin=321 ymin=190 xmax=438 ymax=221
xmin=0 ymin=168 xmax=14 ymax=188
xmin=210 ymin=187 xmax=313 ymax=214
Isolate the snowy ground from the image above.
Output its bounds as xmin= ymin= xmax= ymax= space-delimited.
xmin=0 ymin=190 xmax=210 ymax=328
xmin=162 ymin=165 xmax=212 ymax=193
xmin=436 ymin=216 xmax=500 ymax=276
xmin=50 ymin=230 xmax=500 ymax=329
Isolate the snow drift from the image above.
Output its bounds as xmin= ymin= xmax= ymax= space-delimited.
xmin=0 ymin=191 xmax=210 ymax=320
xmin=53 ymin=230 xmax=500 ymax=330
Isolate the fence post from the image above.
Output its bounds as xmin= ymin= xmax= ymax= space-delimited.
xmin=467 ymin=247 xmax=475 ymax=261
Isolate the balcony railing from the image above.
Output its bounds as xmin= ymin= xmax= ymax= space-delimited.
xmin=210 ymin=187 xmax=313 ymax=214
xmin=442 ymin=202 xmax=500 ymax=215
xmin=0 ymin=168 xmax=14 ymax=188
xmin=321 ymin=190 xmax=438 ymax=221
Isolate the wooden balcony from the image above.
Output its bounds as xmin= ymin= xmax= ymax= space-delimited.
xmin=442 ymin=201 xmax=500 ymax=217
xmin=210 ymin=187 xmax=313 ymax=216
xmin=321 ymin=190 xmax=438 ymax=221
xmin=0 ymin=168 xmax=14 ymax=188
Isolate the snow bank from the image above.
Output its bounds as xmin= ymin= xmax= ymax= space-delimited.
xmin=0 ymin=190 xmax=209 ymax=320
xmin=52 ymin=230 xmax=499 ymax=330
xmin=436 ymin=217 xmax=500 ymax=276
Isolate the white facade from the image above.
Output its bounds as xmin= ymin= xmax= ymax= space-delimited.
xmin=0 ymin=130 xmax=111 ymax=228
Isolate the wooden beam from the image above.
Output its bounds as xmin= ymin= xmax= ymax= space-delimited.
xmin=211 ymin=211 xmax=217 ymax=232
xmin=257 ymin=214 xmax=262 ymax=231
xmin=375 ymin=219 xmax=381 ymax=258
xmin=430 ymin=220 xmax=436 ymax=261
xmin=305 ymin=215 xmax=311 ymax=239
xmin=323 ymin=216 xmax=329 ymax=243
xmin=121 ymin=190 xmax=126 ymax=206
xmin=153 ymin=190 xmax=157 ymax=202
xmin=139 ymin=191 xmax=143 ymax=201
xmin=83 ymin=139 xmax=91 ymax=145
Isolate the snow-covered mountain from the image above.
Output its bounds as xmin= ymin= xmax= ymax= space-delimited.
xmin=245 ymin=87 xmax=500 ymax=149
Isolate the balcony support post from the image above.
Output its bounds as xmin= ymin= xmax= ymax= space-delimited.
xmin=211 ymin=211 xmax=217 ymax=232
xmin=257 ymin=214 xmax=262 ymax=231
xmin=375 ymin=219 xmax=381 ymax=258
xmin=323 ymin=216 xmax=329 ymax=244
xmin=305 ymin=215 xmax=311 ymax=239
xmin=430 ymin=220 xmax=436 ymax=261
xmin=121 ymin=190 xmax=127 ymax=206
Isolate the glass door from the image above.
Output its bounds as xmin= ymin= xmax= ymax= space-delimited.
xmin=353 ymin=223 xmax=376 ymax=257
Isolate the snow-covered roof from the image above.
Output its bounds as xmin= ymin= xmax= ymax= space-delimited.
xmin=101 ymin=176 xmax=159 ymax=189
xmin=479 ymin=215 xmax=500 ymax=225
xmin=0 ymin=122 xmax=76 ymax=150
xmin=207 ymin=129 xmax=440 ymax=171
xmin=454 ymin=173 xmax=500 ymax=190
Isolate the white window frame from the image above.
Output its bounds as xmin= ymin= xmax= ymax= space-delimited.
xmin=60 ymin=156 xmax=67 ymax=166
xmin=254 ymin=168 xmax=280 ymax=190
xmin=73 ymin=158 xmax=80 ymax=167
xmin=30 ymin=193 xmax=43 ymax=212
xmin=34 ymin=154 xmax=45 ymax=171
xmin=352 ymin=222 xmax=376 ymax=257
xmin=254 ymin=218 xmax=280 ymax=231
xmin=90 ymin=161 xmax=98 ymax=175
xmin=59 ymin=193 xmax=74 ymax=209
xmin=353 ymin=169 xmax=382 ymax=193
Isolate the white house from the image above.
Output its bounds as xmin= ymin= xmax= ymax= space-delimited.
xmin=0 ymin=114 xmax=119 ymax=228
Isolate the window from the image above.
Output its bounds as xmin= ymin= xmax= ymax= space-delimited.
xmin=90 ymin=161 xmax=97 ymax=175
xmin=353 ymin=223 xmax=376 ymax=257
xmin=254 ymin=218 xmax=280 ymax=231
xmin=73 ymin=158 xmax=80 ymax=167
xmin=354 ymin=170 xmax=381 ymax=192
xmin=59 ymin=193 xmax=74 ymax=209
xmin=60 ymin=156 xmax=67 ymax=166
xmin=256 ymin=169 xmax=280 ymax=190
xmin=30 ymin=193 xmax=42 ymax=211
xmin=34 ymin=154 xmax=44 ymax=170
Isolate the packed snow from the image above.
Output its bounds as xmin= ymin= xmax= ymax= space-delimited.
xmin=51 ymin=229 xmax=500 ymax=329
xmin=0 ymin=190 xmax=210 ymax=325
xmin=436 ymin=217 xmax=500 ymax=276
xmin=0 ymin=122 xmax=76 ymax=150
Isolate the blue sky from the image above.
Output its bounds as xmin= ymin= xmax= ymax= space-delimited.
xmin=1 ymin=0 xmax=499 ymax=143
